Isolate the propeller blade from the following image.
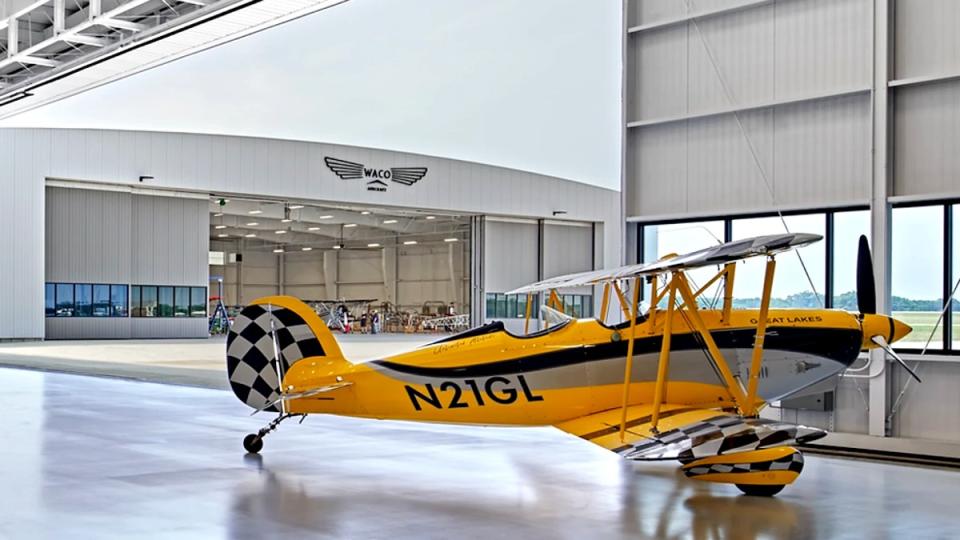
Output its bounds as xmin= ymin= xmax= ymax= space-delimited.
xmin=871 ymin=335 xmax=922 ymax=383
xmin=856 ymin=235 xmax=877 ymax=314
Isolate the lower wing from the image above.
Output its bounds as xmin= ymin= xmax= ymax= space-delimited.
xmin=554 ymin=403 xmax=826 ymax=462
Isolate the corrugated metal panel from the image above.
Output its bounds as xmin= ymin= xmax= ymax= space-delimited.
xmin=542 ymin=223 xmax=593 ymax=279
xmin=627 ymin=93 xmax=870 ymax=218
xmin=484 ymin=220 xmax=538 ymax=293
xmin=628 ymin=27 xmax=688 ymax=121
xmin=893 ymin=81 xmax=960 ymax=197
xmin=45 ymin=187 xmax=132 ymax=283
xmin=894 ymin=0 xmax=960 ymax=80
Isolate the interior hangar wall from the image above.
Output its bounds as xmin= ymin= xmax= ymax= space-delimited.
xmin=45 ymin=185 xmax=209 ymax=339
xmin=625 ymin=0 xmax=960 ymax=447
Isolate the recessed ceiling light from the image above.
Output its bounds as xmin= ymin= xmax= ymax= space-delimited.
xmin=245 ymin=233 xmax=256 ymax=238
xmin=273 ymin=248 xmax=284 ymax=253
xmin=217 ymin=233 xmax=229 ymax=238
xmin=344 ymin=223 xmax=357 ymax=228
xmin=307 ymin=226 xmax=320 ymax=231
xmin=444 ymin=238 xmax=458 ymax=242
xmin=288 ymin=204 xmax=305 ymax=210
xmin=213 ymin=212 xmax=224 ymax=217
xmin=361 ymin=211 xmax=371 ymax=215
xmin=367 ymin=243 xmax=381 ymax=248
xmin=333 ymin=245 xmax=342 ymax=250
xmin=246 ymin=222 xmax=259 ymax=226
xmin=214 ymin=225 xmax=227 ymax=230
xmin=383 ymin=219 xmax=398 ymax=224
xmin=281 ymin=218 xmax=292 ymax=223
xmin=319 ymin=215 xmax=333 ymax=219
xmin=275 ymin=230 xmax=287 ymax=234
xmin=301 ymin=247 xmax=313 ymax=251
xmin=425 ymin=216 xmax=436 ymax=220
xmin=403 ymin=240 xmax=418 ymax=245
xmin=248 ymin=209 xmax=263 ymax=215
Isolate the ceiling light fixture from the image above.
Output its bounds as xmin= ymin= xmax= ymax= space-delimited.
xmin=319 ymin=215 xmax=333 ymax=219
xmin=302 ymin=247 xmax=313 ymax=251
xmin=248 ymin=209 xmax=263 ymax=215
xmin=367 ymin=243 xmax=381 ymax=248
xmin=307 ymin=226 xmax=320 ymax=231
xmin=246 ymin=222 xmax=259 ymax=226
xmin=217 ymin=234 xmax=229 ymax=238
xmin=383 ymin=219 xmax=398 ymax=224
xmin=245 ymin=233 xmax=256 ymax=238
xmin=273 ymin=248 xmax=284 ymax=253
xmin=275 ymin=230 xmax=287 ymax=235
xmin=425 ymin=216 xmax=436 ymax=220
xmin=289 ymin=204 xmax=305 ymax=210
xmin=281 ymin=218 xmax=292 ymax=223
xmin=333 ymin=244 xmax=342 ymax=250
xmin=344 ymin=223 xmax=357 ymax=228
xmin=361 ymin=211 xmax=371 ymax=215
xmin=403 ymin=240 xmax=418 ymax=245
xmin=214 ymin=225 xmax=226 ymax=230
xmin=213 ymin=212 xmax=224 ymax=217
xmin=444 ymin=238 xmax=458 ymax=242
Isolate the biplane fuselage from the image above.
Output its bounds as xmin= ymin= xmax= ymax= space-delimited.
xmin=278 ymin=305 xmax=905 ymax=426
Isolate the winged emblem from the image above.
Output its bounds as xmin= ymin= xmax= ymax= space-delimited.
xmin=324 ymin=157 xmax=428 ymax=187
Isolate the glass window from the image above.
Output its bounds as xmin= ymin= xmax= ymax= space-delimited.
xmin=45 ymin=283 xmax=55 ymax=317
xmin=496 ymin=294 xmax=507 ymax=318
xmin=583 ymin=296 xmax=593 ymax=318
xmin=75 ymin=284 xmax=93 ymax=317
xmin=572 ymin=295 xmax=582 ymax=317
xmin=507 ymin=295 xmax=518 ymax=318
xmin=485 ymin=293 xmax=496 ymax=318
xmin=131 ymin=286 xmax=142 ymax=317
xmin=174 ymin=287 xmax=190 ymax=317
xmin=954 ymin=205 xmax=960 ymax=350
xmin=140 ymin=286 xmax=158 ymax=318
xmin=190 ymin=287 xmax=207 ymax=318
xmin=55 ymin=284 xmax=74 ymax=317
xmin=518 ymin=294 xmax=528 ymax=319
xmin=111 ymin=285 xmax=128 ymax=317
xmin=892 ymin=206 xmax=943 ymax=349
xmin=643 ymin=220 xmax=726 ymax=306
xmin=833 ymin=210 xmax=871 ymax=310
xmin=158 ymin=286 xmax=174 ymax=317
xmin=732 ymin=214 xmax=826 ymax=309
xmin=92 ymin=285 xmax=111 ymax=317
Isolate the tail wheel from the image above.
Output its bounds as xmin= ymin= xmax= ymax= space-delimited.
xmin=736 ymin=483 xmax=785 ymax=497
xmin=243 ymin=434 xmax=264 ymax=454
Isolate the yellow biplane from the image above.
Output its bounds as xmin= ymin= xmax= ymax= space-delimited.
xmin=225 ymin=233 xmax=914 ymax=496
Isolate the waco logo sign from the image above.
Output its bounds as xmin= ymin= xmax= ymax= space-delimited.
xmin=324 ymin=157 xmax=428 ymax=192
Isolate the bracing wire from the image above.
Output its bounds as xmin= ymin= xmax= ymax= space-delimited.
xmin=683 ymin=0 xmax=823 ymax=307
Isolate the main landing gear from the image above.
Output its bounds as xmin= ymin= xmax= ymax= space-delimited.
xmin=243 ymin=413 xmax=305 ymax=454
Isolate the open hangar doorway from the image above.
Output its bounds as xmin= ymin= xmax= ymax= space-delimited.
xmin=208 ymin=196 xmax=472 ymax=335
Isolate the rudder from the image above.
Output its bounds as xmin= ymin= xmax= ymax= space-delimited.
xmin=226 ymin=296 xmax=347 ymax=411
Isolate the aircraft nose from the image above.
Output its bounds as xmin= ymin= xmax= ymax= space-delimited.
xmin=861 ymin=314 xmax=913 ymax=348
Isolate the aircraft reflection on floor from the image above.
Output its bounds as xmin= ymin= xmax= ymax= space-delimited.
xmin=232 ymin=450 xmax=809 ymax=540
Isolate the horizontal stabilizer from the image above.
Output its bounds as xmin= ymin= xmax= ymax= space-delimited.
xmin=251 ymin=382 xmax=352 ymax=415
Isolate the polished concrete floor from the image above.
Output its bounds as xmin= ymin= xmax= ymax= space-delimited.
xmin=3 ymin=368 xmax=959 ymax=539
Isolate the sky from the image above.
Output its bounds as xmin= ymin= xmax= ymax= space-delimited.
xmin=0 ymin=0 xmax=623 ymax=190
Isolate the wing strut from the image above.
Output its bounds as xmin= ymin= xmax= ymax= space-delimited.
xmin=744 ymin=257 xmax=776 ymax=416
xmin=612 ymin=281 xmax=632 ymax=320
xmin=599 ymin=283 xmax=611 ymax=324
xmin=618 ymin=276 xmax=644 ymax=440
xmin=523 ymin=292 xmax=533 ymax=335
xmin=648 ymin=276 xmax=678 ymax=433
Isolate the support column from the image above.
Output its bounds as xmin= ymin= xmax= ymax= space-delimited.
xmin=869 ymin=0 xmax=893 ymax=437
xmin=469 ymin=216 xmax=484 ymax=327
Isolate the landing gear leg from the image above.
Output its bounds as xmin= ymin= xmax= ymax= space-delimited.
xmin=243 ymin=413 xmax=305 ymax=454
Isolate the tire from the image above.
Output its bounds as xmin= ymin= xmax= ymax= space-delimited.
xmin=736 ymin=483 xmax=785 ymax=497
xmin=243 ymin=433 xmax=263 ymax=454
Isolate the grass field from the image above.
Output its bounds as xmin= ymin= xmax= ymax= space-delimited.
xmin=891 ymin=311 xmax=958 ymax=348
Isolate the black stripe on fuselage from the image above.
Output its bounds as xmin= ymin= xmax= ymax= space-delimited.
xmin=371 ymin=326 xmax=862 ymax=379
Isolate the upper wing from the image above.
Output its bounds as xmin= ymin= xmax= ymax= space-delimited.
xmin=325 ymin=157 xmax=364 ymax=180
xmin=554 ymin=403 xmax=825 ymax=461
xmin=507 ymin=233 xmax=822 ymax=295
xmin=390 ymin=167 xmax=427 ymax=185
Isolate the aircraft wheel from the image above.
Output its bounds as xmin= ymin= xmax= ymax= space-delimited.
xmin=243 ymin=433 xmax=263 ymax=454
xmin=736 ymin=484 xmax=785 ymax=497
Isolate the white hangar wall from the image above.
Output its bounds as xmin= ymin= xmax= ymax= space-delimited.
xmin=0 ymin=127 xmax=620 ymax=340
xmin=624 ymin=0 xmax=960 ymax=447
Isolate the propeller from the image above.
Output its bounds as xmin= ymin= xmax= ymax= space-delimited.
xmin=871 ymin=335 xmax=922 ymax=383
xmin=856 ymin=234 xmax=877 ymax=315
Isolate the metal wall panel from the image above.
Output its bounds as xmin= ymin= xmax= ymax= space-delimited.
xmin=45 ymin=187 xmax=132 ymax=283
xmin=892 ymin=362 xmax=960 ymax=442
xmin=893 ymin=80 xmax=960 ymax=196
xmin=542 ymin=223 xmax=594 ymax=279
xmin=627 ymin=93 xmax=871 ymax=217
xmin=483 ymin=220 xmax=539 ymax=293
xmin=894 ymin=0 xmax=960 ymax=80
